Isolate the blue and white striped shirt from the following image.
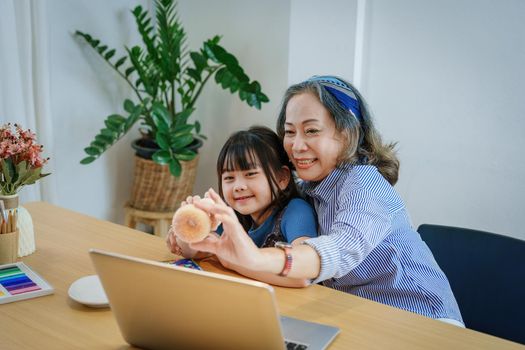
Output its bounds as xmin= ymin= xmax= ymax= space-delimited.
xmin=302 ymin=163 xmax=463 ymax=322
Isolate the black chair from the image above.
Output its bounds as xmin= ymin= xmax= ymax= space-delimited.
xmin=417 ymin=224 xmax=525 ymax=345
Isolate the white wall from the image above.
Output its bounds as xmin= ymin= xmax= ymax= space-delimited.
xmin=43 ymin=0 xmax=289 ymax=223
xmin=364 ymin=0 xmax=525 ymax=239
xmin=176 ymin=0 xmax=291 ymax=196
xmin=47 ymin=0 xmax=150 ymax=223
xmin=11 ymin=0 xmax=524 ymax=240
xmin=288 ymin=0 xmax=525 ymax=239
xmin=288 ymin=0 xmax=358 ymax=83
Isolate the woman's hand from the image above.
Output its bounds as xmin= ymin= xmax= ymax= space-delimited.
xmin=190 ymin=188 xmax=264 ymax=271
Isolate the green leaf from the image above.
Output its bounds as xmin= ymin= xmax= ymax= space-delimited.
xmin=174 ymin=108 xmax=195 ymax=127
xmin=95 ymin=134 xmax=114 ymax=144
xmin=100 ymin=128 xmax=117 ymax=138
xmin=22 ymin=167 xmax=44 ymax=186
xmin=228 ymin=64 xmax=248 ymax=82
xmin=203 ymin=42 xmax=219 ymax=64
xmin=105 ymin=49 xmax=116 ymax=60
xmin=194 ymin=121 xmax=201 ymax=133
xmin=16 ymin=161 xmax=28 ymax=181
xmin=229 ymin=78 xmax=240 ymax=93
xmin=90 ymin=140 xmax=107 ymax=150
xmin=80 ymin=156 xmax=96 ymax=165
xmin=152 ymin=150 xmax=171 ymax=164
xmin=170 ymin=134 xmax=194 ymax=150
xmin=248 ymin=93 xmax=261 ymax=109
xmin=97 ymin=45 xmax=108 ymax=54
xmin=215 ymin=67 xmax=226 ymax=84
xmin=168 ymin=158 xmax=182 ymax=177
xmin=151 ymin=103 xmax=171 ymax=131
xmin=186 ymin=68 xmax=201 ymax=82
xmin=155 ymin=132 xmax=170 ymax=150
xmin=0 ymin=159 xmax=14 ymax=184
xmin=258 ymin=92 xmax=270 ymax=103
xmin=239 ymin=89 xmax=248 ymax=101
xmin=84 ymin=147 xmax=100 ymax=156
xmin=216 ymin=69 xmax=233 ymax=89
xmin=220 ymin=51 xmax=239 ymax=69
xmin=190 ymin=51 xmax=207 ymax=71
xmin=115 ymin=56 xmax=127 ymax=68
xmin=105 ymin=118 xmax=122 ymax=132
xmin=123 ymin=99 xmax=135 ymax=113
xmin=108 ymin=114 xmax=126 ymax=124
xmin=209 ymin=35 xmax=221 ymax=45
xmin=175 ymin=149 xmax=197 ymax=161
xmin=173 ymin=124 xmax=194 ymax=134
xmin=124 ymin=105 xmax=143 ymax=131
xmin=125 ymin=67 xmax=135 ymax=77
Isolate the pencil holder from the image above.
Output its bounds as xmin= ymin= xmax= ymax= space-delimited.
xmin=0 ymin=229 xmax=19 ymax=264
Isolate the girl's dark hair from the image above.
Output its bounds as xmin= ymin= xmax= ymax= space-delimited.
xmin=276 ymin=77 xmax=400 ymax=185
xmin=217 ymin=125 xmax=300 ymax=230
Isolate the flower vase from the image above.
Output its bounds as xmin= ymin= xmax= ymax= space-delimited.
xmin=0 ymin=194 xmax=36 ymax=257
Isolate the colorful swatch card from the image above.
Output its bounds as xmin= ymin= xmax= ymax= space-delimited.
xmin=0 ymin=262 xmax=54 ymax=304
xmin=168 ymin=258 xmax=202 ymax=271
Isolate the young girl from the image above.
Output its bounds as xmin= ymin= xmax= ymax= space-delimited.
xmin=184 ymin=76 xmax=464 ymax=326
xmin=167 ymin=125 xmax=318 ymax=287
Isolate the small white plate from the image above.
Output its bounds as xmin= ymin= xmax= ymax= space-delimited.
xmin=68 ymin=275 xmax=109 ymax=308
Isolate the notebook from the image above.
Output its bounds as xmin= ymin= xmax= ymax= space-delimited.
xmin=89 ymin=249 xmax=339 ymax=350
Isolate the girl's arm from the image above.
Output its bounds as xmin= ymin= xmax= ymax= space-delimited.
xmin=190 ymin=190 xmax=322 ymax=281
xmin=166 ymin=232 xmax=212 ymax=259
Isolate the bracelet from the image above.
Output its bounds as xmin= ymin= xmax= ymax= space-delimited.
xmin=274 ymin=242 xmax=293 ymax=277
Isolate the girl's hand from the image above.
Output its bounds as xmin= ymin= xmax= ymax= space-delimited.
xmin=190 ymin=188 xmax=264 ymax=271
xmin=166 ymin=226 xmax=185 ymax=256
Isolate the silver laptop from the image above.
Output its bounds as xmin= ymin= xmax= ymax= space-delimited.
xmin=89 ymin=249 xmax=339 ymax=350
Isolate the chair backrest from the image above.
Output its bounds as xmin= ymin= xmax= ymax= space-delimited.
xmin=417 ymin=224 xmax=525 ymax=345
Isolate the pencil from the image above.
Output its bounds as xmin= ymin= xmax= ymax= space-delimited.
xmin=0 ymin=218 xmax=3 ymax=234
xmin=1 ymin=220 xmax=6 ymax=234
xmin=7 ymin=211 xmax=13 ymax=233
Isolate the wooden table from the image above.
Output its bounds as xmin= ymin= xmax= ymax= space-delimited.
xmin=0 ymin=202 xmax=522 ymax=349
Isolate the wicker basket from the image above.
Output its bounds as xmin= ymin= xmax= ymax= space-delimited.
xmin=129 ymin=155 xmax=199 ymax=212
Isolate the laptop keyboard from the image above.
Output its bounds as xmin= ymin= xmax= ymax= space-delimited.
xmin=285 ymin=340 xmax=309 ymax=349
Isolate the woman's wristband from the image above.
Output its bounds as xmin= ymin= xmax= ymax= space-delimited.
xmin=274 ymin=242 xmax=293 ymax=277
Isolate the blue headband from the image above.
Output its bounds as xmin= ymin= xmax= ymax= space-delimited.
xmin=308 ymin=76 xmax=362 ymax=122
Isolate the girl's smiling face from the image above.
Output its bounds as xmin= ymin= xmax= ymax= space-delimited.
xmin=221 ymin=163 xmax=273 ymax=226
xmin=283 ymin=92 xmax=345 ymax=182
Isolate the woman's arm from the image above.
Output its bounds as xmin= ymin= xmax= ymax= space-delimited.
xmin=190 ymin=190 xmax=322 ymax=280
xmin=220 ymin=236 xmax=314 ymax=287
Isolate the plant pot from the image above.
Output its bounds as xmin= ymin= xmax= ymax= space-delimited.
xmin=131 ymin=138 xmax=203 ymax=159
xmin=128 ymin=137 xmax=203 ymax=212
xmin=131 ymin=138 xmax=161 ymax=159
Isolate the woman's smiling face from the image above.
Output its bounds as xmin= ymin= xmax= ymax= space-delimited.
xmin=283 ymin=92 xmax=345 ymax=182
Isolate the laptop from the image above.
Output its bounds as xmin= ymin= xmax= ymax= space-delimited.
xmin=89 ymin=249 xmax=339 ymax=350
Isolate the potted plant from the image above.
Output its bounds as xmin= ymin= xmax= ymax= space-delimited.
xmin=0 ymin=123 xmax=50 ymax=256
xmin=75 ymin=0 xmax=268 ymax=211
